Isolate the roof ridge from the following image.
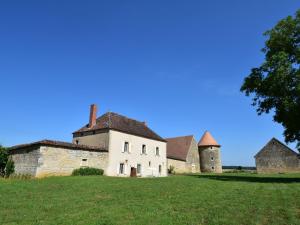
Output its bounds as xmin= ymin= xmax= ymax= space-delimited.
xmin=165 ymin=135 xmax=194 ymax=140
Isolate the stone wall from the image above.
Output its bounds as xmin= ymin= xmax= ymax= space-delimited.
xmin=167 ymin=158 xmax=187 ymax=174
xmin=185 ymin=138 xmax=201 ymax=173
xmin=36 ymin=146 xmax=108 ymax=177
xmin=73 ymin=132 xmax=109 ymax=148
xmin=11 ymin=145 xmax=109 ymax=177
xmin=199 ymin=146 xmax=222 ymax=173
xmin=11 ymin=147 xmax=40 ymax=176
xmin=255 ymin=139 xmax=300 ymax=173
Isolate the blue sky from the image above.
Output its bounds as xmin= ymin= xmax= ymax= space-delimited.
xmin=1 ymin=1 xmax=299 ymax=166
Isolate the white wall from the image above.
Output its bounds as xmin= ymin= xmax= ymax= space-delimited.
xmin=106 ymin=130 xmax=167 ymax=177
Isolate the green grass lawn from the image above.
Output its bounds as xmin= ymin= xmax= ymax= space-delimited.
xmin=1 ymin=173 xmax=300 ymax=225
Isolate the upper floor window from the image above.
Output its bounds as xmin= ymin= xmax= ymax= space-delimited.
xmin=123 ymin=142 xmax=129 ymax=153
xmin=211 ymin=157 xmax=214 ymax=161
xmin=142 ymin=144 xmax=146 ymax=154
xmin=155 ymin=147 xmax=160 ymax=156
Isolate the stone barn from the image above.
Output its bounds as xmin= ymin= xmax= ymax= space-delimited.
xmin=166 ymin=131 xmax=222 ymax=174
xmin=166 ymin=135 xmax=200 ymax=173
xmin=255 ymin=138 xmax=300 ymax=173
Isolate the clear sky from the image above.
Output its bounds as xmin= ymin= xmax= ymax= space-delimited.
xmin=1 ymin=1 xmax=300 ymax=166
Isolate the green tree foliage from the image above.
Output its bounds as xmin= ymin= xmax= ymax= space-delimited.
xmin=5 ymin=159 xmax=15 ymax=178
xmin=0 ymin=145 xmax=8 ymax=177
xmin=241 ymin=10 xmax=300 ymax=149
xmin=0 ymin=145 xmax=15 ymax=177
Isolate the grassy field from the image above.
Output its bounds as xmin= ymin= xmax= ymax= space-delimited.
xmin=0 ymin=173 xmax=300 ymax=225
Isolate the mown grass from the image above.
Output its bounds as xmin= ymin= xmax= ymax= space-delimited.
xmin=0 ymin=173 xmax=300 ymax=225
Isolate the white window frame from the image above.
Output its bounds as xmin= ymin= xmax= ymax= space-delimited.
xmin=123 ymin=141 xmax=130 ymax=153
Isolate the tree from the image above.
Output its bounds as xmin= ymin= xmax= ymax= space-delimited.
xmin=0 ymin=145 xmax=14 ymax=177
xmin=0 ymin=145 xmax=9 ymax=177
xmin=241 ymin=9 xmax=300 ymax=149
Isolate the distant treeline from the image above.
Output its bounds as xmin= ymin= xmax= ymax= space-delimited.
xmin=222 ymin=166 xmax=256 ymax=170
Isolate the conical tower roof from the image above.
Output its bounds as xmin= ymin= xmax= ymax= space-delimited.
xmin=198 ymin=131 xmax=220 ymax=147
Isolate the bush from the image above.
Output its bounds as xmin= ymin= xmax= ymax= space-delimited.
xmin=72 ymin=167 xmax=104 ymax=176
xmin=168 ymin=165 xmax=175 ymax=175
xmin=5 ymin=160 xmax=15 ymax=178
xmin=0 ymin=146 xmax=8 ymax=177
xmin=0 ymin=146 xmax=15 ymax=178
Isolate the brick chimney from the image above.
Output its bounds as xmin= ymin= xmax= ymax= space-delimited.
xmin=89 ymin=104 xmax=97 ymax=128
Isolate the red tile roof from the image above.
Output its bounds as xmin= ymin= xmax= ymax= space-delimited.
xmin=73 ymin=112 xmax=166 ymax=142
xmin=198 ymin=131 xmax=220 ymax=147
xmin=166 ymin=135 xmax=194 ymax=161
xmin=9 ymin=139 xmax=107 ymax=152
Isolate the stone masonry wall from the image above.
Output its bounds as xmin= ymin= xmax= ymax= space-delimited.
xmin=11 ymin=147 xmax=40 ymax=176
xmin=185 ymin=138 xmax=201 ymax=173
xmin=36 ymin=146 xmax=108 ymax=177
xmin=256 ymin=140 xmax=300 ymax=173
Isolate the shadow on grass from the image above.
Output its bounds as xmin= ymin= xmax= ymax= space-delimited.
xmin=189 ymin=174 xmax=300 ymax=183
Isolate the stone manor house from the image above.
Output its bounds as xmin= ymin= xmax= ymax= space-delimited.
xmin=9 ymin=104 xmax=222 ymax=177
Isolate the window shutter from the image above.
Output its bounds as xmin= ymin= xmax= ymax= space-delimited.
xmin=129 ymin=143 xmax=132 ymax=153
xmin=121 ymin=142 xmax=125 ymax=153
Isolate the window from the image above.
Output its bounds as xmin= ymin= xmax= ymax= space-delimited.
xmin=119 ymin=163 xmax=125 ymax=174
xmin=211 ymin=157 xmax=214 ymax=161
xmin=137 ymin=164 xmax=141 ymax=174
xmin=123 ymin=142 xmax=129 ymax=153
xmin=149 ymin=161 xmax=151 ymax=167
xmin=159 ymin=165 xmax=162 ymax=174
xmin=81 ymin=159 xmax=88 ymax=167
xmin=155 ymin=147 xmax=160 ymax=156
xmin=211 ymin=166 xmax=214 ymax=170
xmin=210 ymin=146 xmax=213 ymax=149
xmin=75 ymin=140 xmax=79 ymax=145
xmin=142 ymin=144 xmax=146 ymax=154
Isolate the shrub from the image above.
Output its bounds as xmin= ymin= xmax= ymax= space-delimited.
xmin=5 ymin=159 xmax=15 ymax=178
xmin=9 ymin=173 xmax=33 ymax=180
xmin=168 ymin=165 xmax=175 ymax=175
xmin=0 ymin=146 xmax=8 ymax=177
xmin=0 ymin=146 xmax=15 ymax=178
xmin=72 ymin=167 xmax=104 ymax=176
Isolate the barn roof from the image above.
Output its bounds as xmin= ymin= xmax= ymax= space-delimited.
xmin=166 ymin=135 xmax=194 ymax=161
xmin=73 ymin=112 xmax=166 ymax=142
xmin=9 ymin=139 xmax=108 ymax=153
xmin=198 ymin=131 xmax=220 ymax=147
xmin=254 ymin=138 xmax=299 ymax=158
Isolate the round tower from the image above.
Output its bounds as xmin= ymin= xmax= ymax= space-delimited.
xmin=198 ymin=131 xmax=222 ymax=173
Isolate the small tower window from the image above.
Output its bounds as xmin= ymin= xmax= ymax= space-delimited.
xmin=211 ymin=166 xmax=214 ymax=170
xmin=211 ymin=157 xmax=214 ymax=161
xmin=149 ymin=161 xmax=151 ymax=167
xmin=75 ymin=140 xmax=79 ymax=145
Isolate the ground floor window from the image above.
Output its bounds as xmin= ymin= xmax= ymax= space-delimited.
xmin=119 ymin=163 xmax=125 ymax=174
xmin=137 ymin=164 xmax=141 ymax=174
xmin=159 ymin=165 xmax=162 ymax=174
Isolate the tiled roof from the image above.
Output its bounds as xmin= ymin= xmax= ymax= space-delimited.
xmin=198 ymin=131 xmax=220 ymax=147
xmin=9 ymin=139 xmax=108 ymax=152
xmin=73 ymin=112 xmax=166 ymax=142
xmin=166 ymin=135 xmax=194 ymax=161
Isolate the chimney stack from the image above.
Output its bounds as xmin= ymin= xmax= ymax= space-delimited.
xmin=89 ymin=104 xmax=97 ymax=128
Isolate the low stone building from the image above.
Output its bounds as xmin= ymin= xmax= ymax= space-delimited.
xmin=255 ymin=138 xmax=300 ymax=173
xmin=166 ymin=131 xmax=222 ymax=174
xmin=166 ymin=135 xmax=200 ymax=173
xmin=9 ymin=104 xmax=167 ymax=178
xmin=10 ymin=140 xmax=108 ymax=177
